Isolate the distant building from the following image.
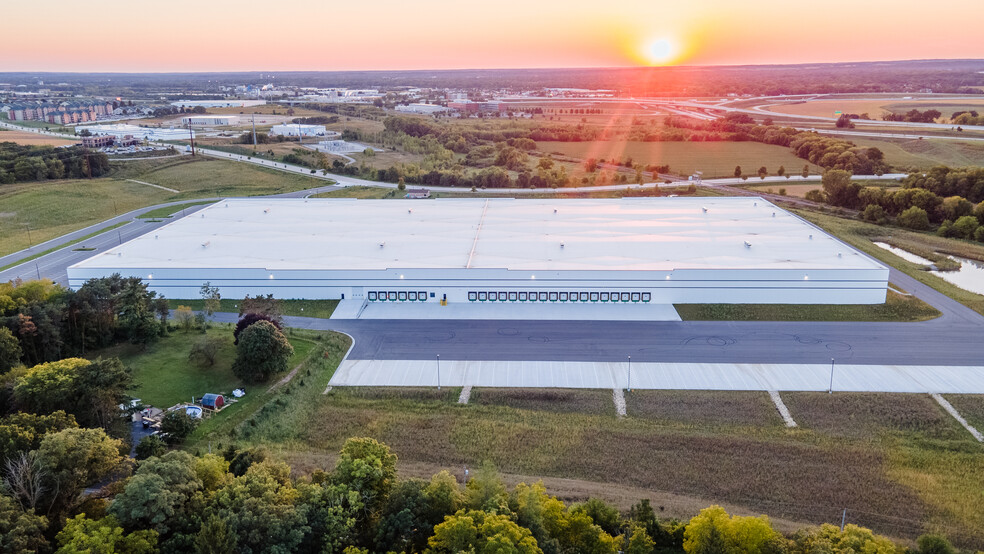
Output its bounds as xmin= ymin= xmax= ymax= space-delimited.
xmin=395 ymin=103 xmax=448 ymax=115
xmin=269 ymin=123 xmax=328 ymax=137
xmin=79 ymin=124 xmax=193 ymax=141
xmin=448 ymin=101 xmax=503 ymax=114
xmin=3 ymin=99 xmax=113 ymax=122
xmin=170 ymin=100 xmax=266 ymax=108
xmin=81 ymin=134 xmax=139 ymax=148
xmin=180 ymin=115 xmax=237 ymax=126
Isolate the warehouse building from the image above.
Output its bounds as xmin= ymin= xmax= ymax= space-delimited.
xmin=180 ymin=115 xmax=237 ymax=126
xmin=67 ymin=198 xmax=889 ymax=307
xmin=269 ymin=123 xmax=329 ymax=137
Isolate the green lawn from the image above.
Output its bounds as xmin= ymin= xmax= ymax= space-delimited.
xmin=91 ymin=325 xmax=322 ymax=409
xmin=795 ymin=209 xmax=984 ymax=315
xmin=0 ymin=156 xmax=326 ymax=256
xmin=136 ymin=200 xmax=218 ymax=219
xmin=846 ymin=137 xmax=984 ymax=171
xmin=167 ymin=298 xmax=339 ymax=319
xmin=536 ymin=141 xmax=820 ymax=178
xmin=675 ymin=290 xmax=940 ymax=322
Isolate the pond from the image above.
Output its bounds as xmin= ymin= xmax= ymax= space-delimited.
xmin=873 ymin=242 xmax=984 ymax=295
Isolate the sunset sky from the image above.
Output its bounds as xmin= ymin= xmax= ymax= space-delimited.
xmin=2 ymin=0 xmax=981 ymax=72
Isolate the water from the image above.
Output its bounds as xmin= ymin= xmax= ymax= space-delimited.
xmin=934 ymin=255 xmax=984 ymax=296
xmin=872 ymin=242 xmax=933 ymax=265
xmin=873 ymin=242 xmax=984 ymax=296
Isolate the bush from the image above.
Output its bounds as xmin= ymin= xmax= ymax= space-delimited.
xmin=134 ymin=435 xmax=167 ymax=460
xmin=232 ymin=321 xmax=294 ymax=383
xmin=160 ymin=410 xmax=198 ymax=444
xmin=951 ymin=215 xmax=979 ymax=239
xmin=861 ymin=204 xmax=887 ymax=225
xmin=898 ymin=206 xmax=931 ymax=230
xmin=188 ymin=335 xmax=223 ymax=367
xmin=804 ymin=189 xmax=825 ymax=203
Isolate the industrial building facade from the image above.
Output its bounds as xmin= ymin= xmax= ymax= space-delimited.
xmin=67 ymin=198 xmax=889 ymax=306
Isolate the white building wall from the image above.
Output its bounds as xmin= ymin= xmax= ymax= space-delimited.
xmin=67 ymin=265 xmax=889 ymax=304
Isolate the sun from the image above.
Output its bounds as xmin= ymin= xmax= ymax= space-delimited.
xmin=645 ymin=38 xmax=676 ymax=65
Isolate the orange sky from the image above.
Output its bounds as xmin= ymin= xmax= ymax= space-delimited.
xmin=1 ymin=0 xmax=981 ymax=72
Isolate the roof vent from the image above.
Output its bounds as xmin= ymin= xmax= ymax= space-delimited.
xmin=838 ymin=252 xmax=843 ymax=258
xmin=809 ymin=234 xmax=813 ymax=239
xmin=560 ymin=243 xmax=565 ymax=249
xmin=263 ymin=209 xmax=270 ymax=214
xmin=772 ymin=212 xmax=776 ymax=217
xmin=744 ymin=241 xmax=751 ymax=248
xmin=702 ymin=207 xmax=708 ymax=213
xmin=202 ymin=241 xmax=210 ymax=248
xmin=554 ymin=209 xmax=558 ymax=214
xmin=379 ymin=242 xmax=385 ymax=249
xmin=408 ymin=209 xmax=412 ymax=214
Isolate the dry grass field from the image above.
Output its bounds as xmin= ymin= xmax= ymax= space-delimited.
xmin=222 ymin=385 xmax=984 ymax=547
xmin=746 ymin=183 xmax=821 ymax=198
xmin=536 ymin=141 xmax=819 ymax=178
xmin=847 ymin=137 xmax=984 ymax=170
xmin=764 ymin=98 xmax=984 ymax=120
xmin=0 ymin=129 xmax=78 ymax=146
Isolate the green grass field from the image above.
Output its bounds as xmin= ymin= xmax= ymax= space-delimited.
xmin=675 ymin=290 xmax=940 ymax=322
xmin=536 ymin=141 xmax=821 ymax=178
xmin=166 ymin=298 xmax=339 ymax=319
xmin=846 ymin=137 xmax=984 ymax=170
xmin=136 ymin=201 xmax=219 ymax=219
xmin=0 ymin=157 xmax=326 ymax=256
xmin=795 ymin=210 xmax=984 ymax=315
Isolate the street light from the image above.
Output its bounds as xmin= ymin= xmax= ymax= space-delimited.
xmin=436 ymin=354 xmax=441 ymax=391
xmin=828 ymin=358 xmax=835 ymax=394
xmin=627 ymin=355 xmax=632 ymax=392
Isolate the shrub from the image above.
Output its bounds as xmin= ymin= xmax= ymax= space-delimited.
xmin=135 ymin=435 xmax=167 ymax=460
xmin=862 ymin=204 xmax=887 ymax=224
xmin=898 ymin=206 xmax=931 ymax=230
xmin=188 ymin=335 xmax=223 ymax=367
xmin=951 ymin=215 xmax=979 ymax=239
xmin=160 ymin=410 xmax=198 ymax=444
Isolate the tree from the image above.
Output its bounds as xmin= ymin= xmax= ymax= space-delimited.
xmin=134 ymin=435 xmax=167 ymax=460
xmin=684 ymin=506 xmax=783 ymax=554
xmin=36 ymin=427 xmax=125 ymax=517
xmin=625 ymin=525 xmax=656 ymax=554
xmin=733 ymin=166 xmax=742 ymax=178
xmin=160 ymin=410 xmax=198 ymax=444
xmin=835 ymin=114 xmax=855 ymax=128
xmin=898 ymin=206 xmax=931 ymax=230
xmin=572 ymin=498 xmax=622 ymax=537
xmin=398 ymin=177 xmax=406 ymax=191
xmin=916 ymin=534 xmax=955 ymax=554
xmin=115 ymin=278 xmax=161 ymax=345
xmin=194 ymin=515 xmax=237 ymax=554
xmin=174 ymin=306 xmax=194 ymax=334
xmin=862 ymin=204 xmax=887 ymax=225
xmin=334 ymin=437 xmax=398 ymax=516
xmin=0 ymin=327 xmax=21 ymax=374
xmin=951 ymin=215 xmax=979 ymax=239
xmin=189 ymin=335 xmax=223 ymax=367
xmin=231 ymin=320 xmax=293 ymax=383
xmin=777 ymin=165 xmax=785 ymax=177
xmin=0 ymin=494 xmax=48 ymax=554
xmin=233 ymin=313 xmax=282 ymax=345
xmin=110 ymin=451 xmax=204 ymax=542
xmin=538 ymin=157 xmax=554 ymax=171
xmin=790 ymin=523 xmax=899 ymax=554
xmin=238 ymin=294 xmax=283 ymax=325
xmin=802 ymin=164 xmax=810 ymax=178
xmin=428 ymin=510 xmax=543 ymax=554
xmin=199 ymin=282 xmax=221 ymax=329
xmin=55 ymin=514 xmax=158 ymax=554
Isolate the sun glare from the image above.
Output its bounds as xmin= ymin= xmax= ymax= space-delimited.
xmin=645 ymin=38 xmax=676 ymax=65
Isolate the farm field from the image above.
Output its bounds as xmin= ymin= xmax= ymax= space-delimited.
xmin=763 ymin=98 xmax=984 ymax=119
xmin=0 ymin=129 xmax=77 ymax=146
xmin=225 ymin=381 xmax=984 ymax=548
xmin=845 ymin=137 xmax=984 ymax=170
xmin=535 ymin=140 xmax=820 ymax=178
xmin=0 ymin=156 xmax=325 ymax=256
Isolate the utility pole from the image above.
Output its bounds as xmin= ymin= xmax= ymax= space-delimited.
xmin=436 ymin=354 xmax=441 ymax=390
xmin=840 ymin=508 xmax=847 ymax=531
xmin=828 ymin=358 xmax=835 ymax=394
xmin=187 ymin=122 xmax=196 ymax=156
xmin=251 ymin=114 xmax=257 ymax=146
xmin=25 ymin=225 xmax=32 ymax=250
xmin=35 ymin=261 xmax=41 ymax=280
xmin=627 ymin=355 xmax=632 ymax=392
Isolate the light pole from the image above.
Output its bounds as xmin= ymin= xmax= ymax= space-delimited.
xmin=828 ymin=358 xmax=835 ymax=394
xmin=436 ymin=354 xmax=441 ymax=390
xmin=627 ymin=355 xmax=632 ymax=392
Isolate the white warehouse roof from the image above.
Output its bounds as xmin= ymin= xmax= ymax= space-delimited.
xmin=70 ymin=197 xmax=884 ymax=273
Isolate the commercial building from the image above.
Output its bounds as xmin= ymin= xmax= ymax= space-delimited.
xmin=269 ymin=123 xmax=328 ymax=137
xmin=170 ymin=100 xmax=266 ymax=108
xmin=395 ymin=103 xmax=449 ymax=115
xmin=78 ymin=124 xmax=194 ymax=141
xmin=4 ymin=100 xmax=113 ymax=122
xmin=68 ymin=198 xmax=889 ymax=307
xmin=180 ymin=115 xmax=238 ymax=126
xmin=448 ymin=101 xmax=504 ymax=114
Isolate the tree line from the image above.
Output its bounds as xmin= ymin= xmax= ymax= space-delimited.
xmin=0 ymin=431 xmax=962 ymax=554
xmin=0 ymin=143 xmax=110 ymax=184
xmin=809 ymin=167 xmax=984 ymax=241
